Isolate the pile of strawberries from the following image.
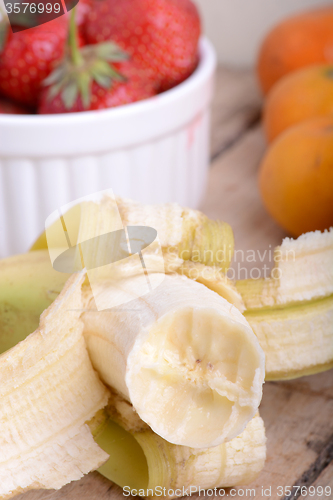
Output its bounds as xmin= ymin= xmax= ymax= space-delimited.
xmin=0 ymin=0 xmax=201 ymax=114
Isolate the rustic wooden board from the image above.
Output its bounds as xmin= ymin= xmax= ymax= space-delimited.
xmin=303 ymin=462 xmax=333 ymax=500
xmin=17 ymin=67 xmax=333 ymax=500
xmin=210 ymin=66 xmax=262 ymax=160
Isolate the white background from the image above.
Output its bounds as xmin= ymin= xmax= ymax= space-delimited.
xmin=193 ymin=0 xmax=332 ymax=66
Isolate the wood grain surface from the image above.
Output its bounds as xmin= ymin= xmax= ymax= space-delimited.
xmin=17 ymin=67 xmax=333 ymax=500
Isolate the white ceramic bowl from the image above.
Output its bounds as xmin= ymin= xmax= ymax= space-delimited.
xmin=0 ymin=37 xmax=216 ymax=258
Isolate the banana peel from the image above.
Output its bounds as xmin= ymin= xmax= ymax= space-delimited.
xmin=90 ymin=395 xmax=266 ymax=497
xmin=0 ymin=272 xmax=110 ymax=498
xmin=0 ymin=251 xmax=70 ymax=354
xmin=237 ymin=229 xmax=333 ymax=309
xmin=237 ymin=228 xmax=333 ymax=380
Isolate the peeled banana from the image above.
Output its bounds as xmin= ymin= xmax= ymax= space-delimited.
xmin=29 ymin=195 xmax=266 ymax=447
xmin=1 ymin=191 xmax=331 ymax=497
xmin=82 ymin=273 xmax=265 ymax=448
xmin=16 ymin=224 xmax=333 ymax=385
xmin=16 ymin=215 xmax=333 ymax=384
xmin=0 ymin=253 xmax=266 ymax=498
xmin=31 ymin=195 xmax=333 ymax=381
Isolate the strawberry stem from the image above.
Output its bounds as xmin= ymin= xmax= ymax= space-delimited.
xmin=43 ymin=13 xmax=129 ymax=110
xmin=68 ymin=8 xmax=83 ymax=66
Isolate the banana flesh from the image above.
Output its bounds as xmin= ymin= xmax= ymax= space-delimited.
xmin=118 ymin=199 xmax=234 ymax=270
xmin=174 ymin=261 xmax=245 ymax=312
xmin=91 ymin=394 xmax=266 ymax=498
xmin=237 ymin=229 xmax=333 ymax=380
xmin=0 ymin=273 xmax=110 ymax=499
xmin=82 ymin=273 xmax=265 ymax=448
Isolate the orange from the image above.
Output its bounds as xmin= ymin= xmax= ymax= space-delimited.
xmin=259 ymin=117 xmax=333 ymax=237
xmin=257 ymin=6 xmax=333 ymax=95
xmin=264 ymin=64 xmax=333 ymax=142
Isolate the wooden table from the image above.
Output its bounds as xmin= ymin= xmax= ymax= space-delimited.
xmin=18 ymin=67 xmax=333 ymax=500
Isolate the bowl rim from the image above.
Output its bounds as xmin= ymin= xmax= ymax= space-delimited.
xmin=0 ymin=36 xmax=215 ymax=126
xmin=0 ymin=37 xmax=216 ymax=155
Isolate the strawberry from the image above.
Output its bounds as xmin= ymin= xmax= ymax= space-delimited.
xmin=76 ymin=0 xmax=93 ymax=34
xmin=39 ymin=60 xmax=156 ymax=113
xmin=38 ymin=9 xmax=156 ymax=114
xmin=0 ymin=16 xmax=68 ymax=107
xmin=84 ymin=0 xmax=201 ymax=92
xmin=0 ymin=97 xmax=29 ymax=114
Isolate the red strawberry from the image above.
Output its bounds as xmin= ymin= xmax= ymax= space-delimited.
xmin=38 ymin=10 xmax=156 ymax=114
xmin=76 ymin=0 xmax=93 ymax=33
xmin=0 ymin=97 xmax=29 ymax=114
xmin=39 ymin=60 xmax=156 ymax=113
xmin=0 ymin=16 xmax=68 ymax=107
xmin=84 ymin=0 xmax=201 ymax=92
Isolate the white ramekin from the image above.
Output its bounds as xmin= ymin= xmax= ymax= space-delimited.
xmin=0 ymin=37 xmax=216 ymax=258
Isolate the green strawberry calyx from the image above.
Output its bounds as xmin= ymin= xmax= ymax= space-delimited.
xmin=44 ymin=8 xmax=128 ymax=109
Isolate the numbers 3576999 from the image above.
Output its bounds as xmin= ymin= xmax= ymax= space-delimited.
xmin=5 ymin=3 xmax=61 ymax=14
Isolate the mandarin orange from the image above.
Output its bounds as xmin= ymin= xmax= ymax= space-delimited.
xmin=257 ymin=6 xmax=333 ymax=95
xmin=259 ymin=117 xmax=333 ymax=237
xmin=264 ymin=64 xmax=333 ymax=142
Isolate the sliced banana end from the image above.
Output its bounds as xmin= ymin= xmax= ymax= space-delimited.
xmin=126 ymin=306 xmax=265 ymax=449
